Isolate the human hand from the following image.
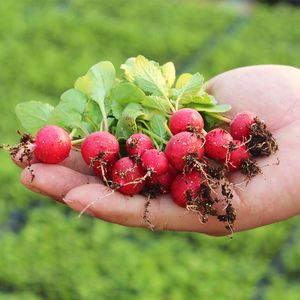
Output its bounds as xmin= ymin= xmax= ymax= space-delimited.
xmin=13 ymin=65 xmax=300 ymax=235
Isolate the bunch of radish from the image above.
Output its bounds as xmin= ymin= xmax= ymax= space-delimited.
xmin=25 ymin=107 xmax=277 ymax=227
xmin=6 ymin=55 xmax=278 ymax=231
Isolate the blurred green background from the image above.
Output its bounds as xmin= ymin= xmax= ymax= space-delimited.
xmin=0 ymin=0 xmax=300 ymax=299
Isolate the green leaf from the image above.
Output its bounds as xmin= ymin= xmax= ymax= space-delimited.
xmin=121 ymin=55 xmax=168 ymax=96
xmin=105 ymin=99 xmax=112 ymax=116
xmin=76 ymin=122 xmax=94 ymax=137
xmin=161 ymin=62 xmax=176 ymax=88
xmin=121 ymin=57 xmax=135 ymax=81
xmin=75 ymin=61 xmax=116 ymax=104
xmin=189 ymin=93 xmax=215 ymax=106
xmin=107 ymin=117 xmax=116 ymax=129
xmin=75 ymin=61 xmax=116 ymax=132
xmin=111 ymin=82 xmax=145 ymax=104
xmin=61 ymin=89 xmax=87 ymax=109
xmin=15 ymin=101 xmax=54 ymax=134
xmin=111 ymin=82 xmax=145 ymax=119
xmin=189 ymin=103 xmax=231 ymax=113
xmin=141 ymin=96 xmax=171 ymax=114
xmin=136 ymin=107 xmax=156 ymax=121
xmin=48 ymin=89 xmax=87 ymax=128
xmin=111 ymin=100 xmax=123 ymax=119
xmin=203 ymin=114 xmax=224 ymax=131
xmin=115 ymin=103 xmax=145 ymax=139
xmin=174 ymin=73 xmax=204 ymax=104
xmin=83 ymin=99 xmax=102 ymax=131
xmin=175 ymin=73 xmax=193 ymax=89
xmin=149 ymin=114 xmax=167 ymax=140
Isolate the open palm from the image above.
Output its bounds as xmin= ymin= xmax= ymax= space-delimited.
xmin=15 ymin=65 xmax=300 ymax=236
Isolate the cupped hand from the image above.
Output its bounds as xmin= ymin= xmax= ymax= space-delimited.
xmin=14 ymin=65 xmax=300 ymax=236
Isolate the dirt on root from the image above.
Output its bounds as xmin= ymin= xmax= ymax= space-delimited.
xmin=9 ymin=132 xmax=34 ymax=162
xmin=8 ymin=132 xmax=35 ymax=182
xmin=241 ymin=159 xmax=262 ymax=180
xmin=184 ymin=160 xmax=237 ymax=232
xmin=186 ymin=126 xmax=206 ymax=140
xmin=90 ymin=153 xmax=114 ymax=187
xmin=186 ymin=184 xmax=217 ymax=223
xmin=248 ymin=117 xmax=278 ymax=157
xmin=206 ymin=164 xmax=237 ymax=232
xmin=217 ymin=178 xmax=236 ymax=232
xmin=143 ymin=195 xmax=154 ymax=230
xmin=143 ymin=183 xmax=161 ymax=199
xmin=127 ymin=137 xmax=138 ymax=149
xmin=206 ymin=164 xmax=226 ymax=181
xmin=217 ymin=203 xmax=236 ymax=233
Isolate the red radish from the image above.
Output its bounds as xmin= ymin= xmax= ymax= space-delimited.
xmin=204 ymin=128 xmax=233 ymax=163
xmin=126 ymin=133 xmax=154 ymax=157
xmin=81 ymin=132 xmax=119 ymax=166
xmin=147 ymin=165 xmax=178 ymax=194
xmin=34 ymin=125 xmax=71 ymax=164
xmin=171 ymin=170 xmax=205 ymax=207
xmin=170 ymin=108 xmax=204 ymax=134
xmin=227 ymin=140 xmax=249 ymax=171
xmin=112 ymin=157 xmax=145 ymax=196
xmin=165 ymin=131 xmax=205 ymax=171
xmin=141 ymin=149 xmax=169 ymax=175
xmin=230 ymin=111 xmax=256 ymax=141
xmin=93 ymin=159 xmax=116 ymax=181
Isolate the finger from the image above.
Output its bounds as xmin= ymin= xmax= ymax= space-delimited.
xmin=11 ymin=143 xmax=39 ymax=168
xmin=20 ymin=163 xmax=101 ymax=201
xmin=229 ymin=123 xmax=300 ymax=226
xmin=206 ymin=66 xmax=300 ymax=226
xmin=13 ymin=145 xmax=95 ymax=175
xmin=64 ymin=183 xmax=256 ymax=236
xmin=60 ymin=150 xmax=94 ymax=175
xmin=206 ymin=65 xmax=300 ymax=130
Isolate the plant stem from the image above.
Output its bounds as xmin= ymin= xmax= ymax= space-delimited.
xmin=141 ymin=128 xmax=168 ymax=145
xmin=165 ymin=122 xmax=173 ymax=137
xmin=98 ymin=102 xmax=108 ymax=131
xmin=175 ymin=95 xmax=183 ymax=111
xmin=79 ymin=126 xmax=90 ymax=137
xmin=210 ymin=113 xmax=231 ymax=124
xmin=71 ymin=138 xmax=85 ymax=145
xmin=138 ymin=120 xmax=151 ymax=130
xmin=152 ymin=139 xmax=160 ymax=150
xmin=175 ymin=98 xmax=179 ymax=111
xmin=69 ymin=128 xmax=77 ymax=139
xmin=71 ymin=146 xmax=81 ymax=152
xmin=164 ymin=94 xmax=176 ymax=113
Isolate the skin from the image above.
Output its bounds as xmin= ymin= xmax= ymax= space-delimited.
xmin=13 ymin=65 xmax=300 ymax=236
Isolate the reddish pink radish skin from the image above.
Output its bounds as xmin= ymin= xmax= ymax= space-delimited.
xmin=170 ymin=108 xmax=204 ymax=135
xmin=227 ymin=140 xmax=249 ymax=171
xmin=230 ymin=111 xmax=256 ymax=141
xmin=141 ymin=149 xmax=169 ymax=175
xmin=171 ymin=171 xmax=204 ymax=207
xmin=112 ymin=157 xmax=145 ymax=196
xmin=165 ymin=131 xmax=205 ymax=171
xmin=126 ymin=133 xmax=154 ymax=157
xmin=204 ymin=128 xmax=233 ymax=163
xmin=147 ymin=165 xmax=178 ymax=194
xmin=81 ymin=132 xmax=119 ymax=166
xmin=34 ymin=125 xmax=71 ymax=164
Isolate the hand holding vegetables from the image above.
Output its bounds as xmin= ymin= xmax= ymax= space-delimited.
xmin=6 ymin=60 xmax=300 ymax=236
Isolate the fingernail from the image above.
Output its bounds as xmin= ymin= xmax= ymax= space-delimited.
xmin=30 ymin=187 xmax=42 ymax=194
